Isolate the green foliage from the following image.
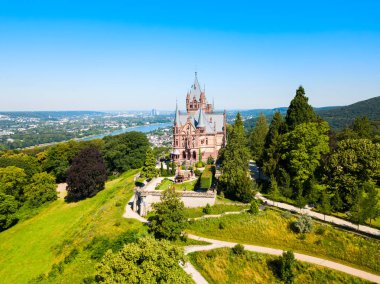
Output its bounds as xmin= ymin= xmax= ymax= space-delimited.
xmin=318 ymin=190 xmax=331 ymax=220
xmin=317 ymin=96 xmax=380 ymax=130
xmin=141 ymin=147 xmax=158 ymax=179
xmin=95 ymin=237 xmax=191 ymax=284
xmin=24 ymin=172 xmax=57 ymax=207
xmin=66 ymin=147 xmax=107 ymax=201
xmin=268 ymin=175 xmax=280 ymax=203
xmin=281 ymin=122 xmax=330 ymax=184
xmin=292 ymin=215 xmax=313 ymax=234
xmin=102 ymin=131 xmax=149 ymax=174
xmin=148 ymin=189 xmax=187 ymax=240
xmin=231 ymin=244 xmax=245 ymax=255
xmin=249 ymin=199 xmax=259 ymax=215
xmin=249 ymin=113 xmax=268 ymax=164
xmin=0 ymin=153 xmax=41 ymax=178
xmin=326 ymin=139 xmax=380 ymax=208
xmin=285 ymin=86 xmax=317 ymax=131
xmin=207 ymin=156 xmax=215 ymax=165
xmin=219 ymin=113 xmax=255 ymax=202
xmin=194 ymin=169 xmax=201 ymax=177
xmin=200 ymin=165 xmax=214 ymax=189
xmin=0 ymin=193 xmax=18 ymax=231
xmin=0 ymin=166 xmax=27 ymax=200
xmin=351 ymin=116 xmax=372 ymax=138
xmin=279 ymin=251 xmax=296 ymax=284
xmin=203 ymin=203 xmax=212 ymax=214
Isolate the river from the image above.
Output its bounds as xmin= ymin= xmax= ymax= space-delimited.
xmin=80 ymin=122 xmax=172 ymax=141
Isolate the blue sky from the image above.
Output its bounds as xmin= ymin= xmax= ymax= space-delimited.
xmin=0 ymin=0 xmax=379 ymax=111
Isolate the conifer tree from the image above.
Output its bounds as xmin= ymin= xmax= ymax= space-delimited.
xmin=249 ymin=113 xmax=268 ymax=165
xmin=141 ymin=147 xmax=157 ymax=179
xmin=219 ymin=113 xmax=255 ymax=202
xmin=268 ymin=175 xmax=280 ymax=205
xmin=285 ymin=86 xmax=317 ymax=131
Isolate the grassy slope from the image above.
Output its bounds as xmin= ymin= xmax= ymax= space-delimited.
xmin=0 ymin=170 xmax=145 ymax=283
xmin=189 ymin=248 xmax=369 ymax=284
xmin=157 ymin=178 xmax=198 ymax=191
xmin=187 ymin=210 xmax=380 ymax=274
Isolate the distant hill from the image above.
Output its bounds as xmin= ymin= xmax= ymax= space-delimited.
xmin=317 ymin=96 xmax=380 ymax=129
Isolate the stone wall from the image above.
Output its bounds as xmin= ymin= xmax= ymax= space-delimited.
xmin=133 ymin=189 xmax=216 ymax=216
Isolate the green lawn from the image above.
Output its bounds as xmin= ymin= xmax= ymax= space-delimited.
xmin=184 ymin=203 xmax=250 ymax=218
xmin=156 ymin=178 xmax=198 ymax=191
xmin=187 ymin=210 xmax=380 ymax=274
xmin=189 ymin=248 xmax=369 ymax=284
xmin=0 ymin=170 xmax=146 ymax=284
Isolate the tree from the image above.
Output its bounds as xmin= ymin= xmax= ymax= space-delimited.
xmin=102 ymin=132 xmax=149 ymax=174
xmin=351 ymin=116 xmax=371 ymax=139
xmin=141 ymin=147 xmax=157 ymax=179
xmin=318 ymin=190 xmax=331 ymax=221
xmin=350 ymin=189 xmax=368 ymax=230
xmin=281 ymin=122 xmax=330 ymax=185
xmin=0 ymin=153 xmax=41 ymax=178
xmin=148 ymin=189 xmax=187 ymax=240
xmin=24 ymin=172 xmax=57 ymax=207
xmin=0 ymin=193 xmax=18 ymax=231
xmin=66 ymin=147 xmax=107 ymax=201
xmin=362 ymin=181 xmax=380 ymax=225
xmin=249 ymin=199 xmax=260 ymax=215
xmin=0 ymin=166 xmax=27 ymax=200
xmin=285 ymin=86 xmax=317 ymax=131
xmin=268 ymin=175 xmax=280 ymax=205
xmin=278 ymin=168 xmax=292 ymax=201
xmin=95 ymin=237 xmax=191 ymax=284
xmin=219 ymin=113 xmax=255 ymax=202
xmin=249 ymin=113 xmax=268 ymax=164
xmin=326 ymin=139 xmax=380 ymax=209
xmin=279 ymin=251 xmax=296 ymax=284
xmin=262 ymin=112 xmax=284 ymax=177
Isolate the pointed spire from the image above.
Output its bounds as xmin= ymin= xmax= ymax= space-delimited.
xmin=197 ymin=107 xmax=207 ymax=128
xmin=174 ymin=101 xmax=181 ymax=126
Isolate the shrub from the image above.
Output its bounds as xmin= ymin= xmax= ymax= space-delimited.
xmin=196 ymin=161 xmax=205 ymax=168
xmin=281 ymin=211 xmax=292 ymax=219
xmin=249 ymin=199 xmax=259 ymax=215
xmin=64 ymin=248 xmax=79 ymax=264
xmin=218 ymin=221 xmax=226 ymax=230
xmin=315 ymin=226 xmax=326 ymax=236
xmin=202 ymin=204 xmax=212 ymax=215
xmin=194 ymin=169 xmax=201 ymax=177
xmin=292 ymin=215 xmax=313 ymax=234
xmin=207 ymin=156 xmax=215 ymax=165
xmin=279 ymin=251 xmax=296 ymax=284
xmin=232 ymin=244 xmax=245 ymax=255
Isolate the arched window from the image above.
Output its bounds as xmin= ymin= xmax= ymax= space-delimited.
xmin=183 ymin=151 xmax=186 ymax=159
xmin=206 ymin=138 xmax=208 ymax=145
xmin=193 ymin=151 xmax=196 ymax=160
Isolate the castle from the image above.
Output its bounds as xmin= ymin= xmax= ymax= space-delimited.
xmin=171 ymin=73 xmax=226 ymax=164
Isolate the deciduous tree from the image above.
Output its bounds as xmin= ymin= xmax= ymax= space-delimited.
xmin=66 ymin=147 xmax=107 ymax=201
xmin=24 ymin=172 xmax=57 ymax=207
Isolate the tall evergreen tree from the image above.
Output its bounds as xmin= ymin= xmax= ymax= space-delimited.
xmin=285 ymin=86 xmax=317 ymax=131
xmin=262 ymin=112 xmax=284 ymax=177
xmin=219 ymin=113 xmax=255 ymax=202
xmin=249 ymin=113 xmax=268 ymax=165
xmin=141 ymin=147 xmax=157 ymax=179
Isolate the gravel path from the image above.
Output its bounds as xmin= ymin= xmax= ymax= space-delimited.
xmin=256 ymin=192 xmax=380 ymax=237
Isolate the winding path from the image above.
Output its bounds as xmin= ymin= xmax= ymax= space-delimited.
xmin=185 ymin=234 xmax=380 ymax=284
xmin=123 ymin=180 xmax=380 ymax=284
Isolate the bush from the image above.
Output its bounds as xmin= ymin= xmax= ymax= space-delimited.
xmin=207 ymin=156 xmax=215 ymax=165
xmin=64 ymin=248 xmax=79 ymax=264
xmin=232 ymin=244 xmax=245 ymax=255
xmin=249 ymin=199 xmax=259 ymax=215
xmin=202 ymin=204 xmax=212 ymax=215
xmin=292 ymin=215 xmax=313 ymax=234
xmin=200 ymin=165 xmax=214 ymax=189
xmin=315 ymin=226 xmax=326 ymax=236
xmin=279 ymin=251 xmax=296 ymax=284
xmin=194 ymin=169 xmax=201 ymax=177
xmin=196 ymin=161 xmax=205 ymax=168
xmin=218 ymin=221 xmax=226 ymax=230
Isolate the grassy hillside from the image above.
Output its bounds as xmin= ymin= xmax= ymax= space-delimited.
xmin=190 ymin=248 xmax=369 ymax=284
xmin=0 ymin=170 xmax=145 ymax=283
xmin=187 ymin=210 xmax=380 ymax=274
xmin=317 ymin=96 xmax=380 ymax=129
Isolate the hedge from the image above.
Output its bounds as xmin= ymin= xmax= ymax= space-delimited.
xmin=200 ymin=165 xmax=214 ymax=189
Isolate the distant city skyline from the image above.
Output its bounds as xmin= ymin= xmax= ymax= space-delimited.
xmin=0 ymin=1 xmax=379 ymax=111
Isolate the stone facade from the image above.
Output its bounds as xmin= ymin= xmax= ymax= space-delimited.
xmin=171 ymin=73 xmax=226 ymax=164
xmin=133 ymin=189 xmax=216 ymax=216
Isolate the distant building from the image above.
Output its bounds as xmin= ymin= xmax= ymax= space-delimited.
xmin=151 ymin=109 xmax=159 ymax=116
xmin=171 ymin=73 xmax=226 ymax=164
